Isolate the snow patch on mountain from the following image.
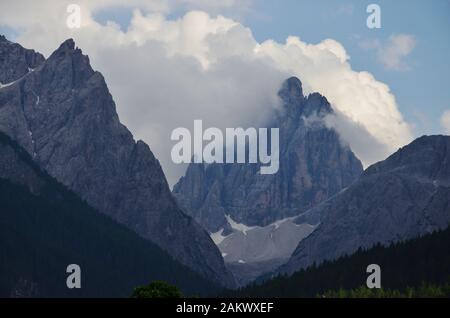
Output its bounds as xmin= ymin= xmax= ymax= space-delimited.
xmin=211 ymin=228 xmax=229 ymax=245
xmin=0 ymin=80 xmax=16 ymax=89
xmin=210 ymin=215 xmax=317 ymax=285
xmin=213 ymin=216 xmax=317 ymax=265
xmin=225 ymin=215 xmax=257 ymax=235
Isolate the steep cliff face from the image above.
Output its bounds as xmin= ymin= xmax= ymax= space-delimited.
xmin=173 ymin=77 xmax=363 ymax=233
xmin=0 ymin=37 xmax=233 ymax=287
xmin=281 ymin=135 xmax=450 ymax=275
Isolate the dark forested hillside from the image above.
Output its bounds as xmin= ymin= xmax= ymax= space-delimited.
xmin=0 ymin=132 xmax=218 ymax=297
xmin=223 ymin=225 xmax=450 ymax=297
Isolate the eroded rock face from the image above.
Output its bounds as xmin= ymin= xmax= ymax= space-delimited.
xmin=0 ymin=35 xmax=44 ymax=84
xmin=173 ymin=77 xmax=363 ymax=233
xmin=281 ymin=135 xmax=450 ymax=275
xmin=0 ymin=37 xmax=234 ymax=287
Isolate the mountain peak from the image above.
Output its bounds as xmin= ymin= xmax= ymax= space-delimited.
xmin=364 ymin=135 xmax=450 ymax=180
xmin=0 ymin=35 xmax=45 ymax=83
xmin=277 ymin=76 xmax=333 ymax=118
xmin=279 ymin=76 xmax=303 ymax=102
xmin=0 ymin=34 xmax=14 ymax=45
xmin=46 ymin=38 xmax=95 ymax=88
xmin=174 ymin=74 xmax=363 ymax=233
xmin=0 ymin=37 xmax=234 ymax=287
xmin=58 ymin=38 xmax=75 ymax=51
xmin=49 ymin=38 xmax=83 ymax=60
xmin=304 ymin=92 xmax=333 ymax=116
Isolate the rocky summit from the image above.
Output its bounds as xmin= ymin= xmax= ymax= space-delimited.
xmin=172 ymin=76 xmax=363 ymax=283
xmin=0 ymin=37 xmax=234 ymax=287
xmin=173 ymin=76 xmax=363 ymax=233
xmin=0 ymin=35 xmax=44 ymax=85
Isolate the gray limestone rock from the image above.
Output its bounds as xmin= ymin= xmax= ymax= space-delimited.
xmin=173 ymin=77 xmax=363 ymax=233
xmin=0 ymin=37 xmax=234 ymax=287
xmin=281 ymin=135 xmax=450 ymax=275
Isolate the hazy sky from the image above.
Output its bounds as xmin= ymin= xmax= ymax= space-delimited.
xmin=0 ymin=0 xmax=449 ymax=186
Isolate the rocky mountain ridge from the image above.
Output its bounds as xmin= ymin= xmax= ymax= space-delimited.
xmin=173 ymin=77 xmax=363 ymax=234
xmin=281 ymin=135 xmax=450 ymax=275
xmin=0 ymin=36 xmax=233 ymax=287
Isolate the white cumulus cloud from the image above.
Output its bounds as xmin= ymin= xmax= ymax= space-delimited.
xmin=380 ymin=34 xmax=416 ymax=71
xmin=361 ymin=34 xmax=416 ymax=71
xmin=0 ymin=1 xmax=413 ymax=185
